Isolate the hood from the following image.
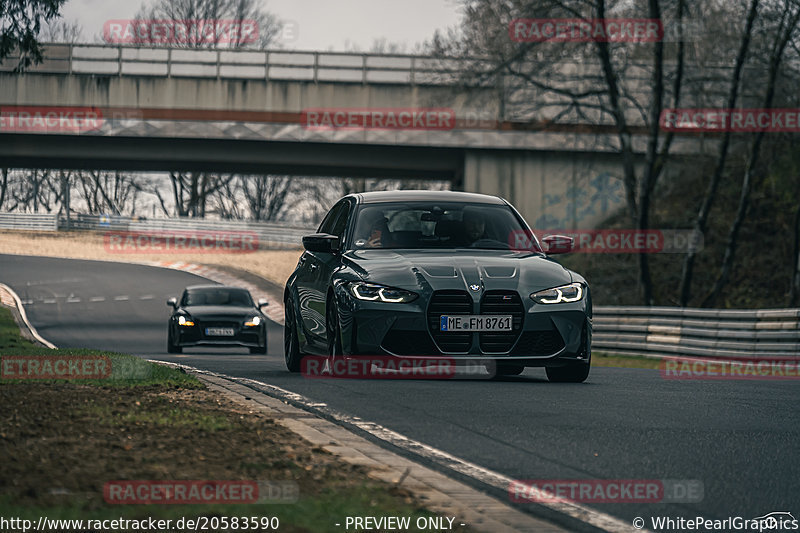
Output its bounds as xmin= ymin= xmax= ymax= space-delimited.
xmin=179 ymin=305 xmax=259 ymax=319
xmin=342 ymin=249 xmax=573 ymax=295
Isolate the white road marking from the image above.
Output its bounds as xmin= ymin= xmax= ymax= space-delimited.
xmin=89 ymin=296 xmax=105 ymax=302
xmin=0 ymin=283 xmax=57 ymax=348
xmin=113 ymin=295 xmax=129 ymax=301
xmin=149 ymin=361 xmax=641 ymax=533
xmin=140 ymin=295 xmax=155 ymax=300
xmin=66 ymin=297 xmax=81 ymax=303
xmin=43 ymin=299 xmax=56 ymax=304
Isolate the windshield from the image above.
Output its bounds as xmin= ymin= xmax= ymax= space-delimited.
xmin=349 ymin=202 xmax=540 ymax=251
xmin=181 ymin=288 xmax=253 ymax=307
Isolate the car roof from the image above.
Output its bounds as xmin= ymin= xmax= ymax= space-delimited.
xmin=351 ymin=190 xmax=508 ymax=205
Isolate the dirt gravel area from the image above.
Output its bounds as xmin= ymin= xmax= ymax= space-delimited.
xmin=0 ymin=382 xmax=431 ymax=531
xmin=0 ymin=230 xmax=303 ymax=288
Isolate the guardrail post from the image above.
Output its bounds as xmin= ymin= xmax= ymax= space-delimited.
xmin=362 ymin=54 xmax=367 ymax=84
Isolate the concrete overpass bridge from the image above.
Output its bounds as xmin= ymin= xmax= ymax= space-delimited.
xmin=0 ymin=44 xmax=707 ymax=228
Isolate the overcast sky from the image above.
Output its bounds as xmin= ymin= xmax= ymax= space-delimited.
xmin=61 ymin=0 xmax=464 ymax=51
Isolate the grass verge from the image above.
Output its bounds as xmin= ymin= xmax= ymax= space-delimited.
xmin=592 ymin=351 xmax=663 ymax=369
xmin=0 ymin=306 xmax=465 ymax=532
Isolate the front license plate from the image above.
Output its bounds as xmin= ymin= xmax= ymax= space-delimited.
xmin=440 ymin=315 xmax=512 ymax=332
xmin=205 ymin=327 xmax=235 ymax=336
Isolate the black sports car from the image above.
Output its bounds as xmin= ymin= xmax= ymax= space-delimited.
xmin=167 ymin=285 xmax=268 ymax=354
xmin=284 ymin=190 xmax=592 ymax=382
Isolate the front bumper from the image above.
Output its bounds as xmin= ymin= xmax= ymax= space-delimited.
xmin=175 ymin=323 xmax=266 ymax=348
xmin=335 ymin=287 xmax=591 ymax=367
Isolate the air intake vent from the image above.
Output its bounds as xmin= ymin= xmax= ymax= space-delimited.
xmin=479 ymin=291 xmax=524 ymax=353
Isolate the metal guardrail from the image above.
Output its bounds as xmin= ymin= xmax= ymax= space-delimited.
xmin=0 ymin=43 xmax=494 ymax=85
xmin=0 ymin=212 xmax=312 ymax=248
xmin=593 ymin=306 xmax=800 ymax=359
xmin=62 ymin=214 xmax=313 ymax=249
xmin=0 ymin=212 xmax=58 ymax=231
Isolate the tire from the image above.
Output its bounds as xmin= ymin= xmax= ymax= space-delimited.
xmin=284 ymin=299 xmax=303 ymax=372
xmin=326 ymin=297 xmax=343 ymax=357
xmin=167 ymin=329 xmax=182 ymax=354
xmin=496 ymin=364 xmax=524 ymax=376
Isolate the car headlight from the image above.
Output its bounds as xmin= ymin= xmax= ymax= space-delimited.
xmin=530 ymin=283 xmax=584 ymax=304
xmin=177 ymin=315 xmax=195 ymax=326
xmin=349 ymin=281 xmax=418 ymax=303
xmin=244 ymin=316 xmax=262 ymax=327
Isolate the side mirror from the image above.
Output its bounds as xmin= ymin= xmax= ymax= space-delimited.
xmin=542 ymin=235 xmax=574 ymax=254
xmin=167 ymin=297 xmax=178 ymax=308
xmin=257 ymin=298 xmax=269 ymax=308
xmin=302 ymin=233 xmax=340 ymax=253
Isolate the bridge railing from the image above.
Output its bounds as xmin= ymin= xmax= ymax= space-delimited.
xmin=0 ymin=43 xmax=501 ymax=86
xmin=593 ymin=306 xmax=800 ymax=359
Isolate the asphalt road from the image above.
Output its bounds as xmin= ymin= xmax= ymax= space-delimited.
xmin=2 ymin=254 xmax=799 ymax=531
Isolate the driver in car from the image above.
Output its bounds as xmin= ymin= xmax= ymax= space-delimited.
xmin=462 ymin=208 xmax=487 ymax=245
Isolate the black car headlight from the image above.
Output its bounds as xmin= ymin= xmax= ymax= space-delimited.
xmin=349 ymin=281 xmax=418 ymax=303
xmin=244 ymin=316 xmax=262 ymax=327
xmin=177 ymin=315 xmax=195 ymax=326
xmin=530 ymin=283 xmax=584 ymax=304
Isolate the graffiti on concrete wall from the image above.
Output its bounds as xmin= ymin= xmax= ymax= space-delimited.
xmin=533 ymin=172 xmax=623 ymax=229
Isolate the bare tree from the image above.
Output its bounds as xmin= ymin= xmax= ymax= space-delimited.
xmin=134 ymin=0 xmax=282 ymax=49
xmin=0 ymin=0 xmax=67 ymax=69
xmin=39 ymin=17 xmax=82 ymax=42
xmin=702 ymin=0 xmax=800 ymax=306
xmin=239 ymin=175 xmax=293 ymax=221
xmin=428 ymin=0 xmax=696 ymax=304
xmin=677 ymin=0 xmax=761 ymax=306
xmin=0 ymin=168 xmax=8 ymax=209
xmin=74 ymin=171 xmax=143 ymax=215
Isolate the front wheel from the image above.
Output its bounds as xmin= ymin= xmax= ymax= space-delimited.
xmin=326 ymin=298 xmax=343 ymax=357
xmin=167 ymin=328 xmax=182 ymax=354
xmin=284 ymin=299 xmax=303 ymax=372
